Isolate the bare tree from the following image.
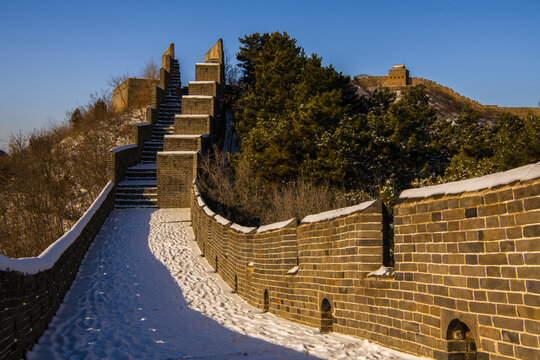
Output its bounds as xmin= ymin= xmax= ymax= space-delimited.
xmin=140 ymin=58 xmax=159 ymax=80
xmin=224 ymin=50 xmax=239 ymax=85
xmin=107 ymin=72 xmax=130 ymax=88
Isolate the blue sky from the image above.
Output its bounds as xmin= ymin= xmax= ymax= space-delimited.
xmin=1 ymin=0 xmax=539 ymax=150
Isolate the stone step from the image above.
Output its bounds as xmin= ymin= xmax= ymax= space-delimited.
xmin=125 ymin=170 xmax=156 ymax=178
xmin=124 ymin=176 xmax=157 ymax=182
xmin=116 ymin=186 xmax=157 ymax=195
xmin=115 ymin=199 xmax=158 ymax=207
xmin=118 ymin=179 xmax=157 ymax=187
xmin=116 ymin=193 xmax=157 ymax=201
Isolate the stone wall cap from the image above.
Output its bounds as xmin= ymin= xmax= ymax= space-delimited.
xmin=215 ymin=215 xmax=231 ymax=226
xmin=196 ymin=196 xmax=205 ymax=207
xmin=203 ymin=206 xmax=215 ymax=217
xmin=230 ymin=223 xmax=256 ymax=234
xmin=196 ymin=62 xmax=220 ymax=66
xmin=400 ymin=162 xmax=540 ymax=199
xmin=164 ymin=134 xmax=201 ymax=139
xmin=0 ymin=182 xmax=115 ymax=274
xmin=135 ymin=122 xmax=151 ymax=126
xmin=257 ymin=218 xmax=296 ymax=233
xmin=301 ymin=200 xmax=377 ymax=224
xmin=158 ymin=151 xmax=198 ymax=155
xmin=183 ymin=95 xmax=214 ymax=99
xmin=189 ymin=81 xmax=216 ymax=84
xmin=175 ymin=114 xmax=211 ymax=118
xmin=110 ymin=144 xmax=137 ymax=153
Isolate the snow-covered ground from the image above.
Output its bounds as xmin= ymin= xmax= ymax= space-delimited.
xmin=28 ymin=208 xmax=428 ymax=360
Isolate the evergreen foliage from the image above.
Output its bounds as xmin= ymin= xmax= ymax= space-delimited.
xmin=230 ymin=31 xmax=539 ymax=210
xmin=234 ymin=31 xmax=360 ymax=183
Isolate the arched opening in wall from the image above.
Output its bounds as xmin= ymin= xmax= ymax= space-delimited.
xmin=320 ymin=298 xmax=333 ymax=333
xmin=234 ymin=275 xmax=238 ymax=293
xmin=215 ymin=256 xmax=218 ymax=273
xmin=447 ymin=319 xmax=477 ymax=359
xmin=263 ymin=289 xmax=269 ymax=312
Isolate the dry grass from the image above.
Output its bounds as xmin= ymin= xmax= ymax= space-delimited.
xmin=198 ymin=148 xmax=370 ymax=227
xmin=0 ymin=97 xmax=143 ymax=258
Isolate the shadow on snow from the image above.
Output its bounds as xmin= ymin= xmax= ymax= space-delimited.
xmin=27 ymin=208 xmax=318 ymax=360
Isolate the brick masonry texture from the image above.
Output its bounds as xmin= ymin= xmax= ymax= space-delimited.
xmin=157 ymin=152 xmax=198 ymax=208
xmin=195 ymin=63 xmax=223 ymax=85
xmin=133 ymin=123 xmax=152 ymax=159
xmin=192 ymin=177 xmax=540 ymax=360
xmin=107 ymin=145 xmax=140 ymax=183
xmin=0 ymin=185 xmax=116 ymax=359
xmin=111 ymin=78 xmax=158 ymax=113
xmin=163 ymin=135 xmax=202 ymax=152
xmin=181 ymin=96 xmax=216 ymax=117
xmin=188 ymin=81 xmax=219 ymax=97
xmin=174 ymin=115 xmax=212 ymax=135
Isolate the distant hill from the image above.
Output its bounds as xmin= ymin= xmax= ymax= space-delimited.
xmin=353 ymin=75 xmax=540 ymax=124
xmin=0 ymin=150 xmax=7 ymax=157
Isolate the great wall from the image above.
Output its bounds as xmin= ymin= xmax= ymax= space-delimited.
xmin=0 ymin=41 xmax=539 ymax=360
xmin=354 ymin=67 xmax=540 ymax=121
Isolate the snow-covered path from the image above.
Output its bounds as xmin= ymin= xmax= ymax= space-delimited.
xmin=28 ymin=208 xmax=427 ymax=360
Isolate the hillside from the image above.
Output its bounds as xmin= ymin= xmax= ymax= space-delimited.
xmin=0 ymin=107 xmax=145 ymax=258
xmin=353 ymin=75 xmax=540 ymax=124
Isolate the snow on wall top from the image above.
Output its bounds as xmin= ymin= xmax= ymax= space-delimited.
xmin=230 ymin=223 xmax=256 ymax=234
xmin=135 ymin=122 xmax=151 ymax=126
xmin=164 ymin=135 xmax=201 ymax=139
xmin=110 ymin=144 xmax=137 ymax=153
xmin=0 ymin=182 xmax=115 ymax=274
xmin=400 ymin=162 xmax=540 ymax=199
xmin=175 ymin=114 xmax=211 ymax=118
xmin=203 ymin=206 xmax=215 ymax=218
xmin=257 ymin=218 xmax=296 ymax=233
xmin=214 ymin=215 xmax=231 ymax=226
xmin=196 ymin=196 xmax=205 ymax=207
xmin=183 ymin=95 xmax=213 ymax=99
xmin=196 ymin=63 xmax=220 ymax=66
xmin=301 ymin=200 xmax=377 ymax=224
xmin=189 ymin=81 xmax=216 ymax=84
xmin=158 ymin=151 xmax=198 ymax=155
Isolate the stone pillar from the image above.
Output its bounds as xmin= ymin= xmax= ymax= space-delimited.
xmin=133 ymin=122 xmax=152 ymax=160
xmin=146 ymin=105 xmax=157 ymax=125
xmin=157 ymin=151 xmax=199 ymax=208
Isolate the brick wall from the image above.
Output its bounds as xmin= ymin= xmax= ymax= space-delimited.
xmin=191 ymin=167 xmax=540 ymax=360
xmin=0 ymin=183 xmax=116 ymax=359
xmin=111 ymin=78 xmax=158 ymax=113
xmin=151 ymin=84 xmax=165 ymax=109
xmin=133 ymin=122 xmax=152 ymax=159
xmin=106 ymin=144 xmax=139 ymax=183
xmin=157 ymin=151 xmax=199 ymax=208
xmin=191 ymin=191 xmax=402 ymax=348
xmin=394 ymin=178 xmax=540 ymax=360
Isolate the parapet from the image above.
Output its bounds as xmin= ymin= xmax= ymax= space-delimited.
xmin=204 ymin=38 xmax=223 ymax=64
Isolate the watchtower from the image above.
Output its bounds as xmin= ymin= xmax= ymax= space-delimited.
xmin=387 ymin=64 xmax=410 ymax=86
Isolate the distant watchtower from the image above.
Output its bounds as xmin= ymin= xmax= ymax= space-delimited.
xmin=387 ymin=64 xmax=410 ymax=86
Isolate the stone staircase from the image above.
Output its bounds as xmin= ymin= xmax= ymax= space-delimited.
xmin=115 ymin=59 xmax=187 ymax=208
